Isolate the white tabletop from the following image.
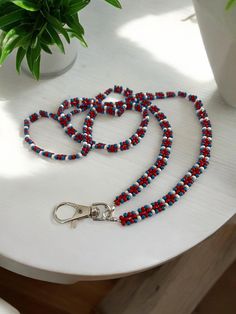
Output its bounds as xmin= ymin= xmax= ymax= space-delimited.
xmin=0 ymin=0 xmax=235 ymax=284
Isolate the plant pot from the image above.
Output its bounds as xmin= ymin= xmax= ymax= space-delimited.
xmin=22 ymin=36 xmax=78 ymax=79
xmin=193 ymin=0 xmax=236 ymax=108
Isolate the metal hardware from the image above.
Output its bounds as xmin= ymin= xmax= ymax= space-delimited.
xmin=91 ymin=202 xmax=118 ymax=222
xmin=53 ymin=202 xmax=118 ymax=227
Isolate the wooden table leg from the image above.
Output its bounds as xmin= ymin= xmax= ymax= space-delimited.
xmin=96 ymin=216 xmax=236 ymax=314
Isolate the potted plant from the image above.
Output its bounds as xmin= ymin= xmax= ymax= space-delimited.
xmin=193 ymin=0 xmax=236 ymax=107
xmin=0 ymin=0 xmax=121 ymax=79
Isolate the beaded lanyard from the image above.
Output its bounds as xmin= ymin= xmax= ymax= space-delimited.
xmin=23 ymin=86 xmax=212 ymax=227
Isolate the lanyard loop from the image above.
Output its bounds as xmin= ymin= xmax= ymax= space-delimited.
xmin=23 ymin=87 xmax=212 ymax=227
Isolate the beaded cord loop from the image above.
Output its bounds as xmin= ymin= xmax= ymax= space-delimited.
xmin=23 ymin=86 xmax=212 ymax=226
xmin=56 ymin=87 xmax=151 ymax=153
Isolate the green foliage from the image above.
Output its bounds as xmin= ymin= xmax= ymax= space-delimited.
xmin=0 ymin=0 xmax=122 ymax=79
xmin=226 ymin=0 xmax=236 ymax=10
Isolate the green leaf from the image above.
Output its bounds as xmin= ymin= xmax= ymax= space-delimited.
xmin=26 ymin=47 xmax=33 ymax=71
xmin=54 ymin=0 xmax=63 ymax=9
xmin=0 ymin=31 xmax=5 ymax=47
xmin=0 ymin=33 xmax=20 ymax=64
xmin=31 ymin=37 xmax=41 ymax=60
xmin=46 ymin=24 xmax=65 ymax=53
xmin=0 ymin=31 xmax=6 ymax=59
xmin=226 ymin=0 xmax=236 ymax=10
xmin=2 ymin=26 xmax=30 ymax=50
xmin=64 ymin=15 xmax=84 ymax=35
xmin=16 ymin=32 xmax=32 ymax=49
xmin=38 ymin=22 xmax=47 ymax=38
xmin=16 ymin=46 xmax=26 ymax=73
xmin=0 ymin=2 xmax=21 ymax=16
xmin=11 ymin=0 xmax=40 ymax=11
xmin=69 ymin=30 xmax=87 ymax=47
xmin=66 ymin=0 xmax=90 ymax=15
xmin=104 ymin=0 xmax=122 ymax=9
xmin=32 ymin=54 xmax=40 ymax=80
xmin=40 ymin=30 xmax=54 ymax=45
xmin=45 ymin=13 xmax=70 ymax=43
xmin=40 ymin=42 xmax=52 ymax=54
xmin=0 ymin=9 xmax=25 ymax=28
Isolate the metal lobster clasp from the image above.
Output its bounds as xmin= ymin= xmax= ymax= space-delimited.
xmin=53 ymin=202 xmax=118 ymax=228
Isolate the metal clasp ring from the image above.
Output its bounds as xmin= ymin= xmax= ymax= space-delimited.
xmin=53 ymin=202 xmax=91 ymax=225
xmin=53 ymin=202 xmax=118 ymax=227
xmin=91 ymin=202 xmax=117 ymax=222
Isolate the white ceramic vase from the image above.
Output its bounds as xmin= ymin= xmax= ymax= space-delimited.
xmin=193 ymin=0 xmax=236 ymax=108
xmin=23 ymin=36 xmax=78 ymax=79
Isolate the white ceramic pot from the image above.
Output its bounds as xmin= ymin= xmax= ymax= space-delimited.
xmin=193 ymin=0 xmax=236 ymax=107
xmin=23 ymin=36 xmax=78 ymax=79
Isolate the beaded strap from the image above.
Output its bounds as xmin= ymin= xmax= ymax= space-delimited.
xmin=117 ymin=91 xmax=212 ymax=225
xmin=23 ymin=86 xmax=212 ymax=226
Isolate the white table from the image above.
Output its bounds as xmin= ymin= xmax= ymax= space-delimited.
xmin=0 ymin=0 xmax=235 ymax=285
